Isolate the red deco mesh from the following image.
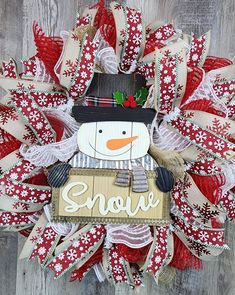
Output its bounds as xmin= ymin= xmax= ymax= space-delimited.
xmin=0 ymin=131 xmax=21 ymax=160
xmin=181 ymin=67 xmax=204 ymax=106
xmin=70 ymin=244 xmax=103 ymax=282
xmin=116 ymin=243 xmax=150 ymax=263
xmin=190 ymin=173 xmax=226 ymax=204
xmin=93 ymin=0 xmax=116 ymax=49
xmin=203 ymin=56 xmax=233 ymax=73
xmin=170 ymin=233 xmax=202 ymax=270
xmin=33 ymin=22 xmax=63 ymax=84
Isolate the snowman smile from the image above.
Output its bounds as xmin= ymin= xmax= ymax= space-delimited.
xmin=88 ymin=142 xmax=134 ymax=157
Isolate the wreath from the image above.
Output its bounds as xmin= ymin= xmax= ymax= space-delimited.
xmin=0 ymin=0 xmax=234 ymax=287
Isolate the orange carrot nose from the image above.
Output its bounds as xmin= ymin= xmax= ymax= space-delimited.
xmin=106 ymin=136 xmax=138 ymax=150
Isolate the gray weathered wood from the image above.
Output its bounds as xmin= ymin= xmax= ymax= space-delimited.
xmin=0 ymin=232 xmax=18 ymax=295
xmin=16 ymin=236 xmax=114 ymax=295
xmin=0 ymin=0 xmax=234 ymax=294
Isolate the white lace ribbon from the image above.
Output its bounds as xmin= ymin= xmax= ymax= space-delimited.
xmin=94 ymin=30 xmax=118 ymax=74
xmin=20 ymin=133 xmax=78 ymax=167
xmin=220 ymin=160 xmax=235 ymax=195
xmin=106 ymin=224 xmax=153 ymax=248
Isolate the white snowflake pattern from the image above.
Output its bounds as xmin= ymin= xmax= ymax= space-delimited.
xmin=21 ymin=190 xmax=28 ymax=197
xmin=155 ymin=31 xmax=163 ymax=39
xmin=85 ymin=53 xmax=91 ymax=60
xmin=181 ymin=205 xmax=191 ymax=214
xmin=6 ymin=184 xmax=15 ymax=194
xmin=55 ymin=263 xmax=63 ymax=272
xmin=129 ymin=13 xmax=140 ymax=23
xmin=44 ymin=228 xmax=55 ymax=240
xmin=29 ymin=110 xmax=40 ymax=122
xmin=37 ymin=237 xmax=43 ymax=244
xmin=154 ymin=255 xmax=162 ymax=264
xmin=38 ymin=246 xmax=46 ymax=255
xmin=72 ymin=241 xmax=80 ymax=248
xmin=198 ymin=231 xmax=209 ymax=242
xmin=112 ymin=251 xmax=118 ymax=259
xmin=81 ymin=71 xmax=87 ymax=79
xmin=195 ymin=131 xmax=207 ymax=142
xmin=163 ymin=26 xmax=173 ymax=36
xmin=163 ymin=75 xmax=172 ymax=84
xmin=20 ymin=100 xmax=28 ymax=107
xmin=39 ymin=193 xmax=47 ymax=201
xmin=36 ymin=122 xmax=43 ymax=130
xmin=42 ymin=131 xmax=52 ymax=142
xmin=113 ymin=265 xmax=122 ymax=274
xmin=191 ymin=53 xmax=199 ymax=62
xmin=2 ymin=214 xmax=11 ymax=223
xmin=67 ymin=249 xmax=77 ymax=260
xmin=81 ymin=234 xmax=91 ymax=244
xmin=58 ymin=253 xmax=65 ymax=260
xmin=133 ymin=33 xmax=142 ymax=44
xmin=214 ymin=139 xmax=225 ymax=151
xmin=37 ymin=94 xmax=48 ymax=105
xmin=10 ymin=172 xmax=18 ymax=180
xmin=115 ymin=275 xmax=123 ymax=281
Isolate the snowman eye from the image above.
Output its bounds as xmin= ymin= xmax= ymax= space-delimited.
xmin=98 ymin=129 xmax=103 ymax=133
xmin=122 ymin=131 xmax=126 ymax=135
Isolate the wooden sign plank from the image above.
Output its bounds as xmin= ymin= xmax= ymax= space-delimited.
xmin=52 ymin=168 xmax=170 ymax=225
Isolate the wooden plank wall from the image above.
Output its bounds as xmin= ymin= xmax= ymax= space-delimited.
xmin=0 ymin=0 xmax=234 ymax=294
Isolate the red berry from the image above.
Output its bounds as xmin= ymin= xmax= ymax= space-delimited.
xmin=130 ymin=101 xmax=137 ymax=108
xmin=127 ymin=95 xmax=135 ymax=102
xmin=123 ymin=100 xmax=130 ymax=107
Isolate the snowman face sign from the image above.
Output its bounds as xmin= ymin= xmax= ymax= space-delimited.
xmin=77 ymin=121 xmax=150 ymax=160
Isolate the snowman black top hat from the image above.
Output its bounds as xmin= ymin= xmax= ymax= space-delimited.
xmin=72 ymin=73 xmax=156 ymax=124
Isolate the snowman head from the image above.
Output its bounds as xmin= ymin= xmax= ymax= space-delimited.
xmin=77 ymin=121 xmax=150 ymax=160
xmin=74 ymin=106 xmax=156 ymax=161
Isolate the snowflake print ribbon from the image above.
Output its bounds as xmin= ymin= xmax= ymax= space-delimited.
xmin=30 ymin=224 xmax=61 ymax=265
xmin=187 ymin=32 xmax=210 ymax=68
xmin=10 ymin=91 xmax=56 ymax=145
xmin=68 ymin=35 xmax=100 ymax=99
xmin=142 ymin=226 xmax=171 ymax=279
xmin=155 ymin=41 xmax=187 ymax=114
xmin=119 ymin=6 xmax=143 ymax=72
xmin=219 ymin=190 xmax=235 ymax=219
xmin=111 ymin=2 xmax=144 ymax=73
xmin=5 ymin=179 xmax=51 ymax=204
xmin=19 ymin=213 xmax=48 ymax=259
xmin=168 ymin=112 xmax=235 ymax=161
xmin=174 ymin=217 xmax=226 ymax=249
xmin=0 ymin=211 xmax=34 ymax=227
xmin=46 ymin=224 xmax=106 ymax=279
xmin=103 ymin=244 xmax=133 ymax=285
xmin=144 ymin=23 xmax=177 ymax=56
xmin=174 ymin=226 xmax=226 ymax=261
xmin=1 ymin=59 xmax=18 ymax=79
xmin=0 ymin=158 xmax=37 ymax=185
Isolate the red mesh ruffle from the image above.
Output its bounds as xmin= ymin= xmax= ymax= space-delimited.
xmin=203 ymin=56 xmax=233 ymax=73
xmin=70 ymin=244 xmax=103 ymax=282
xmin=33 ymin=22 xmax=63 ymax=83
xmin=116 ymin=243 xmax=150 ymax=263
xmin=170 ymin=233 xmax=202 ymax=270
xmin=46 ymin=115 xmax=64 ymax=142
xmin=190 ymin=173 xmax=226 ymax=204
xmin=0 ymin=127 xmax=21 ymax=160
xmin=181 ymin=67 xmax=204 ymax=106
xmin=93 ymin=0 xmax=116 ymax=49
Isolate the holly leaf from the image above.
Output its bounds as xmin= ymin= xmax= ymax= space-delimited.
xmin=134 ymin=87 xmax=148 ymax=106
xmin=113 ymin=91 xmax=126 ymax=105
